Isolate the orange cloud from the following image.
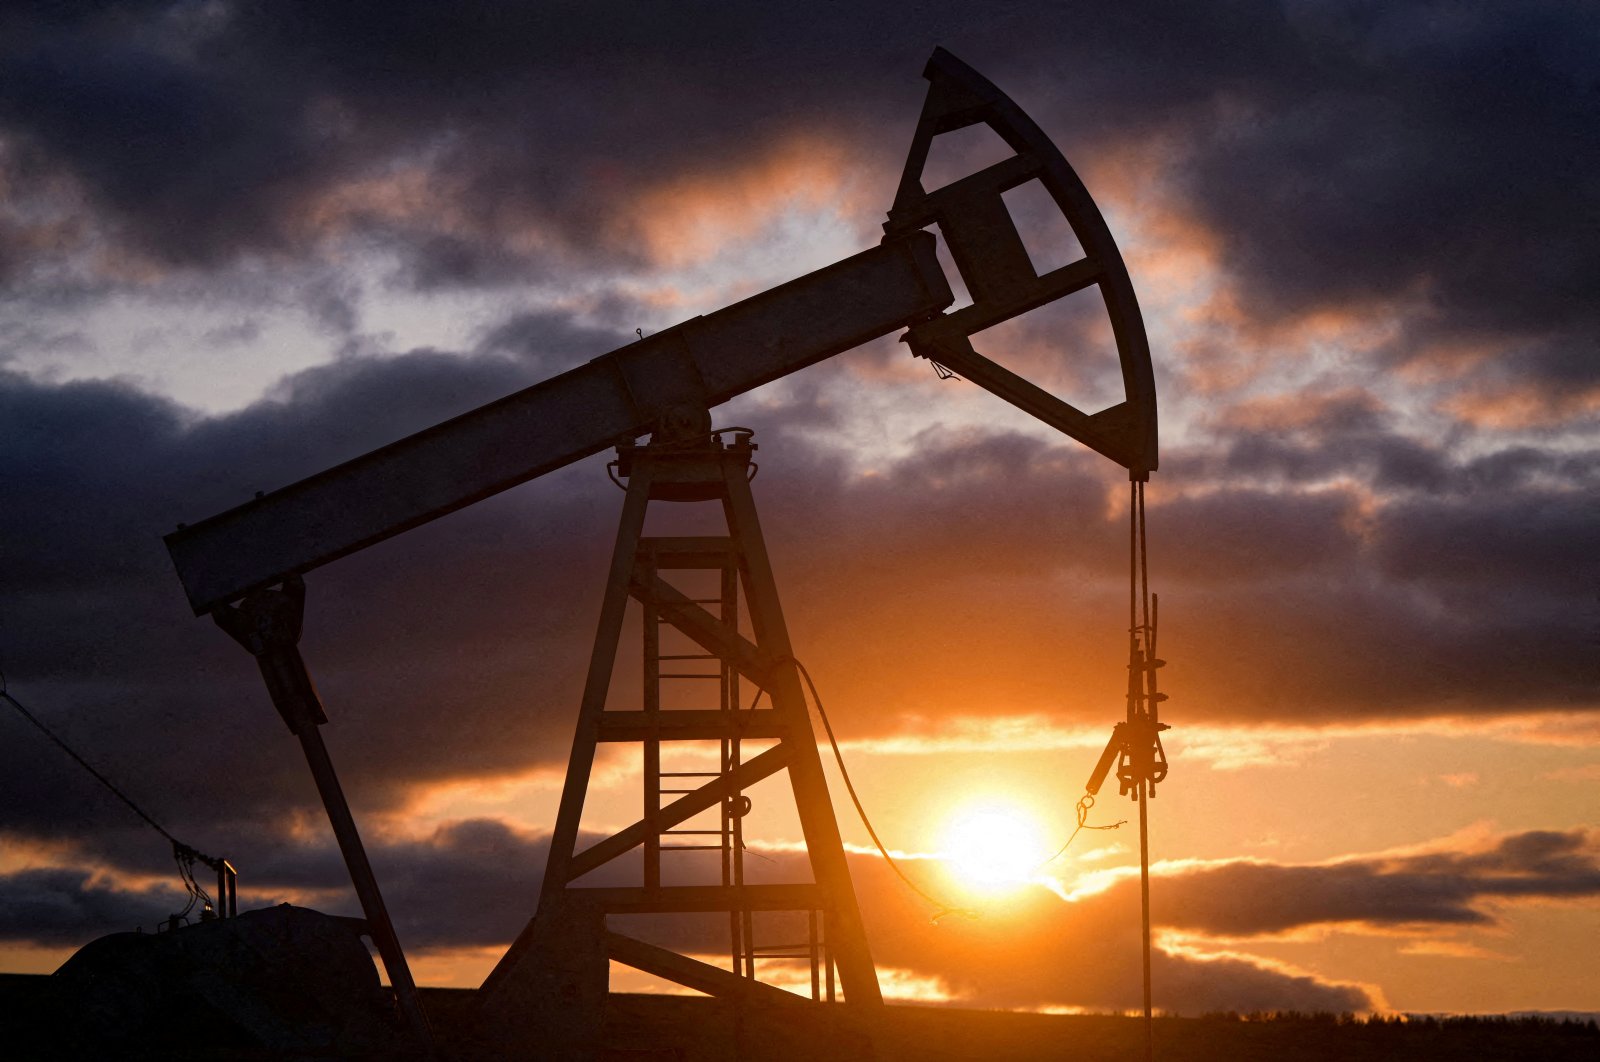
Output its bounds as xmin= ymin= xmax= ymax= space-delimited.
xmin=1442 ymin=381 xmax=1600 ymax=430
xmin=292 ymin=159 xmax=496 ymax=250
xmin=626 ymin=133 xmax=873 ymax=271
xmin=1396 ymin=939 xmax=1514 ymax=961
xmin=1213 ymin=388 xmax=1385 ymax=432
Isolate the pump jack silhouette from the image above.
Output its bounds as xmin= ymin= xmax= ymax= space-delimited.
xmin=164 ymin=48 xmax=1161 ymax=1055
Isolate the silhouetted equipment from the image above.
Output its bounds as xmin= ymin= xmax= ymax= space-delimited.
xmin=164 ymin=50 xmax=1156 ymax=619
xmin=52 ymin=905 xmax=402 ymax=1056
xmin=1082 ymin=478 xmax=1168 ymax=1062
xmin=160 ymin=47 xmax=1164 ymax=1054
xmin=1085 ymin=598 xmax=1169 ymax=805
xmin=171 ymin=842 xmax=238 ymax=926
xmin=210 ymin=576 xmax=433 ymax=1044
xmin=0 ymin=683 xmax=238 ymax=927
xmin=480 ymin=428 xmax=877 ymax=1037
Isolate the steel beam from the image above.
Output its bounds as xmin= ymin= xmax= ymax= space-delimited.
xmin=165 ymin=234 xmax=949 ymax=615
xmin=718 ymin=458 xmax=882 ymax=1005
xmin=887 ymin=47 xmax=1158 ymax=474
xmin=630 ymin=571 xmax=777 ymax=685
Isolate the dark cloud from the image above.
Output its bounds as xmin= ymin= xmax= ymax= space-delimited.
xmin=1 ymin=337 xmax=1594 ymax=882
xmin=0 ymin=867 xmax=188 ymax=947
xmin=2 ymin=1 xmax=1588 ymax=375
xmin=0 ymin=0 xmax=1596 ymax=1014
xmin=0 ymin=12 xmax=320 ymax=264
xmin=0 ymin=1 xmax=924 ymax=275
xmin=1374 ymin=491 xmax=1597 ymax=597
xmin=1172 ymin=4 xmax=1600 ymax=393
xmin=1153 ymin=828 xmax=1600 ymax=935
xmin=0 ymin=350 xmax=612 ymax=855
xmin=474 ymin=310 xmax=631 ymax=364
xmin=0 ymin=818 xmax=1378 ymax=1013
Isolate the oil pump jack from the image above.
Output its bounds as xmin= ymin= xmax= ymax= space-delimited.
xmin=164 ymin=48 xmax=1163 ymax=1054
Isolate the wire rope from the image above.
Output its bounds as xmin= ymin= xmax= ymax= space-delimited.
xmin=1132 ymin=477 xmax=1157 ymax=1062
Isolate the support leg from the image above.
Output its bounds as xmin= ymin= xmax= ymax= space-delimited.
xmin=721 ymin=461 xmax=882 ymax=1006
xmin=214 ymin=579 xmax=433 ymax=1052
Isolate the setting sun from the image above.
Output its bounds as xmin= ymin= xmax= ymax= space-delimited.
xmin=941 ymin=805 xmax=1050 ymax=890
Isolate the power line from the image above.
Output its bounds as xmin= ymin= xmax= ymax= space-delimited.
xmin=789 ymin=657 xmax=977 ymax=921
xmin=0 ymin=672 xmax=228 ymax=922
xmin=0 ymin=675 xmax=181 ymax=848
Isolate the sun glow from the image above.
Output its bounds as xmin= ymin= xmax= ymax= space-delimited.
xmin=941 ymin=805 xmax=1050 ymax=890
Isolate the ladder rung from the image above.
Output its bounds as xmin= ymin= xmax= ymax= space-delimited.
xmin=658 ymin=654 xmax=717 ymax=661
xmin=660 ymin=673 xmax=721 ymax=680
xmin=661 ymin=771 xmax=721 ymax=778
xmin=661 ymin=844 xmax=723 ymax=851
xmin=664 ymin=829 xmax=725 ymax=836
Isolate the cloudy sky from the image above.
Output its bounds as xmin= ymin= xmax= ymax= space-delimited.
xmin=2 ymin=1 xmax=1596 ymax=1018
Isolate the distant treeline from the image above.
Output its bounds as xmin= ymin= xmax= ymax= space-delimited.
xmin=1194 ymin=1010 xmax=1599 ymax=1031
xmin=1131 ymin=1009 xmax=1600 ymax=1062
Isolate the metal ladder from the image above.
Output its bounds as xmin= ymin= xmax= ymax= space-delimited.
xmin=505 ymin=432 xmax=877 ymax=1008
xmin=639 ymin=537 xmax=833 ymax=996
xmin=640 ymin=541 xmax=756 ymax=979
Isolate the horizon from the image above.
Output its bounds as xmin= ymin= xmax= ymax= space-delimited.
xmin=1 ymin=2 xmax=1596 ymax=1021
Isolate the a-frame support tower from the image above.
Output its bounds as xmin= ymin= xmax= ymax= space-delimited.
xmin=481 ymin=428 xmax=879 ymax=1043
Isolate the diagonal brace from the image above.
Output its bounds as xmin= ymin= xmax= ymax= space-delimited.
xmin=606 ymin=931 xmax=803 ymax=1006
xmin=567 ymin=744 xmax=791 ymax=881
xmin=630 ymin=570 xmax=778 ymax=685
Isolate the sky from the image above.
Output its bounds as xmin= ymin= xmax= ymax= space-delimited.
xmin=2 ymin=0 xmax=1597 ymax=1019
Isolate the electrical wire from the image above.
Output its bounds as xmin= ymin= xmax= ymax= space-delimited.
xmin=788 ymin=658 xmax=978 ymax=921
xmin=0 ymin=680 xmax=181 ymax=848
xmin=786 ymin=658 xmax=1120 ymax=923
xmin=1 ymin=675 xmax=222 ymax=926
